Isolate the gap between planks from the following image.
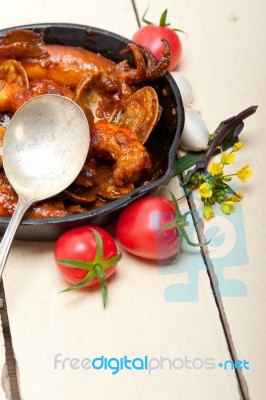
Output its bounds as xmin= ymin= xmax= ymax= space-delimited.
xmin=128 ymin=3 xmax=251 ymax=396
xmin=0 ymin=282 xmax=20 ymax=400
xmin=187 ymin=194 xmax=250 ymax=400
xmin=131 ymin=0 xmax=141 ymax=27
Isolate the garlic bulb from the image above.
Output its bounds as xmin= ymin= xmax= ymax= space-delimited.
xmin=179 ymin=107 xmax=209 ymax=152
xmin=171 ymin=71 xmax=194 ymax=106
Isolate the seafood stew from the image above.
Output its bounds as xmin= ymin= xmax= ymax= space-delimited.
xmin=0 ymin=24 xmax=184 ymax=240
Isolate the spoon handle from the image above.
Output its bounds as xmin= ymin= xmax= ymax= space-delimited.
xmin=0 ymin=197 xmax=31 ymax=281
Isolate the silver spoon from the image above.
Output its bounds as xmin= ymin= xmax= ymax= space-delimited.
xmin=0 ymin=94 xmax=90 ymax=281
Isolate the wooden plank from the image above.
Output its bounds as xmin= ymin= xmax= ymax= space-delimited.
xmin=3 ymin=225 xmax=240 ymax=400
xmin=0 ymin=0 xmax=137 ymax=37
xmin=135 ymin=0 xmax=266 ymax=397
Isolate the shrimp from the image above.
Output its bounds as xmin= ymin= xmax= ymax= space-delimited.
xmin=0 ymin=29 xmax=171 ymax=89
xmin=22 ymin=44 xmax=116 ymax=89
xmin=0 ymin=79 xmax=31 ymax=113
xmin=90 ymin=122 xmax=152 ymax=186
xmin=0 ymin=29 xmax=160 ymax=218
xmin=0 ymin=78 xmax=73 ymax=113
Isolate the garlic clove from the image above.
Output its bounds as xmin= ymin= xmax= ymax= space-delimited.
xmin=179 ymin=107 xmax=209 ymax=152
xmin=171 ymin=71 xmax=194 ymax=106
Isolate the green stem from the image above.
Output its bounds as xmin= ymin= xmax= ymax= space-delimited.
xmin=58 ymin=229 xmax=122 ymax=308
xmin=102 ymin=252 xmax=122 ymax=270
xmin=94 ymin=264 xmax=108 ymax=308
xmin=142 ymin=6 xmax=186 ymax=34
xmin=142 ymin=5 xmax=153 ymax=24
xmin=60 ymin=270 xmax=94 ymax=292
xmin=159 ymin=9 xmax=170 ymax=26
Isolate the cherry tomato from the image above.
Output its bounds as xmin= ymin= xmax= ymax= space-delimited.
xmin=116 ymin=196 xmax=179 ymax=260
xmin=132 ymin=26 xmax=182 ymax=71
xmin=54 ymin=226 xmax=122 ymax=307
xmin=132 ymin=9 xmax=183 ymax=71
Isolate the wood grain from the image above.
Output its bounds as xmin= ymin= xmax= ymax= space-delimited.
xmin=135 ymin=0 xmax=266 ymax=397
xmin=0 ymin=0 xmax=265 ymax=399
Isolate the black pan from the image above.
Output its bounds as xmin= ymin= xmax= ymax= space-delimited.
xmin=0 ymin=23 xmax=184 ymax=240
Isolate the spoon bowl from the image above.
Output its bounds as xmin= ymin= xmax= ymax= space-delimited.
xmin=3 ymin=94 xmax=90 ymax=200
xmin=0 ymin=94 xmax=90 ymax=280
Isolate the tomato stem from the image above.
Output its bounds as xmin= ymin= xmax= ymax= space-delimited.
xmin=159 ymin=9 xmax=170 ymax=27
xmin=142 ymin=5 xmax=153 ymax=25
xmin=60 ymin=270 xmax=94 ymax=292
xmin=141 ymin=5 xmax=186 ymax=35
xmin=58 ymin=228 xmax=121 ymax=307
xmin=160 ymin=187 xmax=209 ymax=256
xmin=94 ymin=264 xmax=108 ymax=308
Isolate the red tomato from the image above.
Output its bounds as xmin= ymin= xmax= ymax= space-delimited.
xmin=132 ymin=25 xmax=182 ymax=71
xmin=116 ymin=196 xmax=179 ymax=260
xmin=54 ymin=226 xmax=121 ymax=307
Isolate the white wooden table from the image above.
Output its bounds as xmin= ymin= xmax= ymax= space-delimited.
xmin=0 ymin=0 xmax=265 ymax=399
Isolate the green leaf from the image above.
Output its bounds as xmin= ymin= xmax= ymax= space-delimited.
xmin=159 ymin=9 xmax=170 ymax=26
xmin=101 ymin=252 xmax=122 ymax=270
xmin=142 ymin=5 xmax=153 ymax=25
xmin=92 ymin=229 xmax=104 ymax=264
xmin=221 ymin=122 xmax=244 ymax=151
xmin=210 ymin=120 xmax=244 ymax=153
xmin=57 ymin=259 xmax=94 ymax=270
xmin=180 ymin=105 xmax=257 ymax=182
xmin=60 ymin=271 xmax=95 ymax=292
xmin=176 ymin=151 xmax=205 ymax=174
xmin=94 ymin=265 xmax=108 ymax=308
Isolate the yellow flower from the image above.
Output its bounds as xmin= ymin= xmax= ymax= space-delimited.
xmin=230 ymin=192 xmax=243 ymax=202
xmin=199 ymin=182 xmax=213 ymax=198
xmin=203 ymin=205 xmax=215 ymax=220
xmin=232 ymin=141 xmax=244 ymax=152
xmin=208 ymin=162 xmax=224 ymax=175
xmin=236 ymin=165 xmax=253 ymax=182
xmin=221 ymin=152 xmax=236 ymax=165
xmin=220 ymin=201 xmax=235 ymax=215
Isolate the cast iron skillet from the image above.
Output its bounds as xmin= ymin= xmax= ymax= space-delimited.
xmin=0 ymin=23 xmax=184 ymax=240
